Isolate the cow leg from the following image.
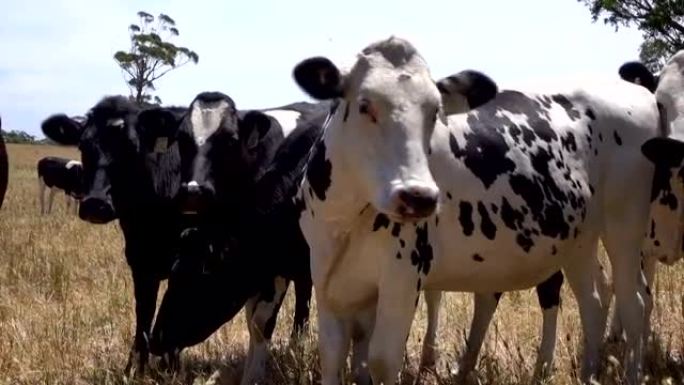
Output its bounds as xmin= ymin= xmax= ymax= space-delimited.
xmin=38 ymin=177 xmax=46 ymax=214
xmin=351 ymin=306 xmax=375 ymax=385
xmin=532 ymin=271 xmax=564 ymax=381
xmin=65 ymin=193 xmax=71 ymax=213
xmin=368 ymin=273 xmax=421 ymax=385
xmin=125 ymin=270 xmax=160 ymax=378
xmin=641 ymin=258 xmax=656 ymax=343
xmin=419 ymin=290 xmax=441 ymax=371
xmin=456 ymin=292 xmax=500 ymax=382
xmin=47 ymin=187 xmax=56 ymax=214
xmin=563 ymin=240 xmax=609 ymax=384
xmin=292 ymin=273 xmax=312 ymax=338
xmin=240 ymin=276 xmax=289 ymax=385
xmin=318 ymin=304 xmax=352 ymax=385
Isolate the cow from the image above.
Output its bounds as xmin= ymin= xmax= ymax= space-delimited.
xmin=41 ymin=97 xmax=189 ymax=376
xmin=148 ymin=93 xmax=326 ymax=385
xmin=0 ymin=117 xmax=8 ymax=209
xmin=614 ymin=52 xmax=684 ymax=339
xmin=293 ymin=36 xmax=657 ymax=385
xmin=37 ymin=156 xmax=83 ymax=215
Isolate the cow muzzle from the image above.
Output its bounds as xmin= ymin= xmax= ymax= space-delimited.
xmin=390 ymin=184 xmax=439 ymax=221
xmin=179 ymin=181 xmax=215 ymax=215
xmin=79 ymin=197 xmax=116 ymax=224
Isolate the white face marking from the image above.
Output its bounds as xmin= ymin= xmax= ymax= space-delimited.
xmin=65 ymin=160 xmax=81 ymax=169
xmin=188 ymin=181 xmax=199 ymax=188
xmin=263 ymin=110 xmax=301 ymax=137
xmin=190 ymin=100 xmax=230 ymax=146
xmin=107 ymin=118 xmax=124 ymax=128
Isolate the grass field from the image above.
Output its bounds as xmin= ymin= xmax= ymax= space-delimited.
xmin=1 ymin=143 xmax=683 ymax=385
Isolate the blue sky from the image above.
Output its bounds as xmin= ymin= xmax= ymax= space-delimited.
xmin=1 ymin=0 xmax=644 ymax=137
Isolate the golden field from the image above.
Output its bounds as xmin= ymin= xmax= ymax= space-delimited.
xmin=1 ymin=143 xmax=684 ymax=385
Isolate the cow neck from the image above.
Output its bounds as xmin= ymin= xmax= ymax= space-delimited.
xmin=305 ymin=102 xmax=366 ymax=233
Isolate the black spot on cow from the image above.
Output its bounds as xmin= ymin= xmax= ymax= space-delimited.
xmin=435 ymin=215 xmax=439 ymax=227
xmin=449 ymin=131 xmax=515 ymax=189
xmin=501 ymin=197 xmax=524 ymax=231
xmin=561 ymin=132 xmax=578 ymax=152
xmin=478 ymin=202 xmax=497 ymax=240
xmin=343 ymin=103 xmax=350 ymax=122
xmin=589 ymin=185 xmax=595 ymax=195
xmin=650 ymin=220 xmax=656 ymax=239
xmin=307 ymin=141 xmax=332 ymax=200
xmin=585 ymin=108 xmax=596 ymax=120
xmin=490 ymin=204 xmax=498 ymax=214
xmin=651 ymin=165 xmax=678 ymax=210
xmin=446 ymin=192 xmax=453 ymax=200
xmin=516 ymin=233 xmax=534 ymax=253
xmin=400 ymin=239 xmax=406 ymax=248
xmin=416 ymin=278 xmax=422 ymax=291
xmin=568 ymin=215 xmax=575 ymax=223
xmin=391 ymin=222 xmax=402 ymax=237
xmin=552 ymin=94 xmax=581 ymax=121
xmin=536 ymin=271 xmax=564 ymax=309
xmin=654 ymin=240 xmax=660 ymax=247
xmin=598 ymin=133 xmax=603 ymax=142
xmin=396 ymin=252 xmax=402 ymax=260
xmin=472 ymin=253 xmax=484 ymax=262
xmin=645 ymin=285 xmax=652 ymax=296
xmin=588 ymin=125 xmax=594 ymax=135
xmin=459 ymin=201 xmax=475 ymax=236
xmin=613 ymin=131 xmax=623 ymax=146
xmin=411 ymin=224 xmax=433 ymax=275
xmin=594 ymin=149 xmax=598 ymax=156
xmin=373 ymin=213 xmax=390 ymax=231
xmin=551 ymin=245 xmax=557 ymax=255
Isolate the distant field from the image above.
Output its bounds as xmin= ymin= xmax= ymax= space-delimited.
xmin=0 ymin=143 xmax=683 ymax=385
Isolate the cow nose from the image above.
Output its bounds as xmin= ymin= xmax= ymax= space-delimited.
xmin=185 ymin=180 xmax=200 ymax=195
xmin=395 ymin=185 xmax=439 ymax=219
xmin=79 ymin=197 xmax=116 ymax=224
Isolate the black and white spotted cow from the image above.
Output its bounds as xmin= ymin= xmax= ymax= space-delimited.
xmin=37 ymin=156 xmax=84 ymax=215
xmin=149 ymin=93 xmax=328 ymax=385
xmin=294 ymin=37 xmax=658 ymax=385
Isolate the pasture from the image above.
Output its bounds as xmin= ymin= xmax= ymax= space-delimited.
xmin=1 ymin=143 xmax=683 ymax=385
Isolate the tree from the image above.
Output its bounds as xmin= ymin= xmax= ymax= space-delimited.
xmin=578 ymin=0 xmax=684 ymax=71
xmin=114 ymin=11 xmax=199 ymax=105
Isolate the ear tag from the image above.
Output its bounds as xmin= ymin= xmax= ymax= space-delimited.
xmin=154 ymin=137 xmax=169 ymax=153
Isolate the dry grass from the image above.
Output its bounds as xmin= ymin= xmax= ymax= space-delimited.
xmin=1 ymin=143 xmax=684 ymax=385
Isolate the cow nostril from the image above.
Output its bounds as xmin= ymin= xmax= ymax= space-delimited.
xmin=397 ymin=187 xmax=438 ymax=217
xmin=79 ymin=198 xmax=115 ymax=223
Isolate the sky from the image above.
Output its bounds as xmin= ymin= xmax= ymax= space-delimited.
xmin=0 ymin=0 xmax=645 ymax=138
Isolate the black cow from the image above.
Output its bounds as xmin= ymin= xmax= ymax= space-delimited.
xmin=41 ymin=96 xmax=188 ymax=376
xmin=149 ymin=93 xmax=330 ymax=385
xmin=0 ymin=117 xmax=8 ymax=209
xmin=37 ymin=156 xmax=84 ymax=214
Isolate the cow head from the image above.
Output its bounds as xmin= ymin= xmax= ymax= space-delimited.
xmin=641 ymin=137 xmax=684 ymax=265
xmin=149 ymin=226 xmax=254 ymax=355
xmin=294 ymin=37 xmax=496 ymax=222
xmin=176 ymin=91 xmax=281 ymax=217
xmin=41 ymin=96 xmax=185 ymax=224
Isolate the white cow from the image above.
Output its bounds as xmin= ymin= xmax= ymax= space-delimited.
xmin=294 ymin=36 xmax=657 ymax=385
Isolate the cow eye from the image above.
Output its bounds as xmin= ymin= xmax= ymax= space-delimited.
xmin=358 ymin=99 xmax=377 ymax=123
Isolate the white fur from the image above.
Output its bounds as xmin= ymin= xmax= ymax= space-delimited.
xmin=299 ymin=38 xmax=657 ymax=385
xmin=190 ymin=100 xmax=230 ymax=146
xmin=263 ymin=110 xmax=301 ymax=137
xmin=65 ymin=160 xmax=81 ymax=169
xmin=656 ymin=51 xmax=684 ymax=140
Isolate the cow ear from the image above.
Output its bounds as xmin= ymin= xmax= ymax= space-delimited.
xmin=138 ymin=108 xmax=184 ymax=153
xmin=240 ymin=111 xmax=272 ymax=150
xmin=42 ymin=114 xmax=83 ymax=145
xmin=293 ymin=57 xmax=345 ymax=100
xmin=437 ymin=70 xmax=498 ymax=115
xmin=619 ymin=61 xmax=657 ymax=93
xmin=642 ymin=137 xmax=684 ymax=167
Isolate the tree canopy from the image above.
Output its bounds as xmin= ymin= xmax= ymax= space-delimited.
xmin=114 ymin=11 xmax=199 ymax=105
xmin=578 ymin=0 xmax=684 ymax=70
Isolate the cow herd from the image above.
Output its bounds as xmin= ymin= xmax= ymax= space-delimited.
xmin=0 ymin=37 xmax=681 ymax=384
